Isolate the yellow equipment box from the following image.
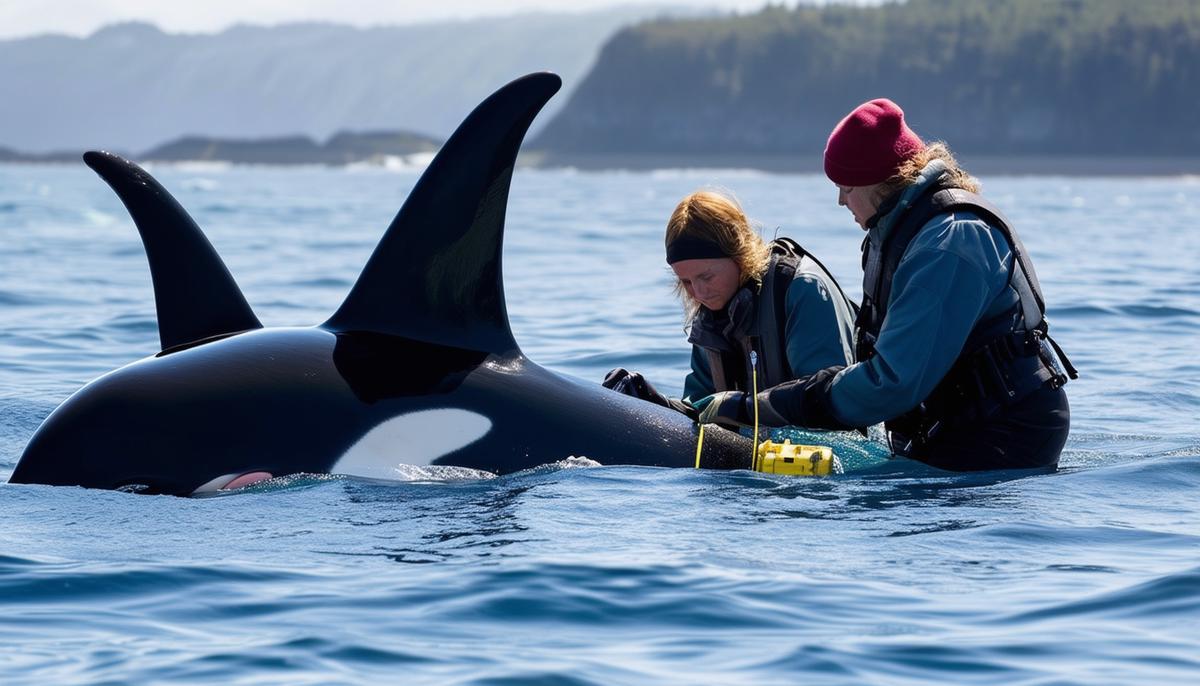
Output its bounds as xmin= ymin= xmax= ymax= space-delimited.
xmin=755 ymin=440 xmax=835 ymax=476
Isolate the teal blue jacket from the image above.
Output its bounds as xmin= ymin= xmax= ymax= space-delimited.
xmin=682 ymin=258 xmax=856 ymax=405
xmin=828 ymin=161 xmax=1022 ymax=426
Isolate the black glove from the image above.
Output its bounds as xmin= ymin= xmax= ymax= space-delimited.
xmin=694 ymin=390 xmax=790 ymax=430
xmin=693 ymin=391 xmax=751 ymax=429
xmin=765 ymin=366 xmax=852 ymax=430
xmin=602 ymin=368 xmax=697 ymax=419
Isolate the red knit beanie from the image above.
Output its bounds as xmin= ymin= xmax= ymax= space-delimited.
xmin=824 ymin=98 xmax=924 ymax=187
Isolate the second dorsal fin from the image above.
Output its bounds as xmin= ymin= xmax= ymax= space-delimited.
xmin=84 ymin=151 xmax=262 ymax=351
xmin=322 ymin=73 xmax=562 ymax=354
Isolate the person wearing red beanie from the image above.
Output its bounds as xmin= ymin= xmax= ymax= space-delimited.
xmin=699 ymin=99 xmax=1077 ymax=472
xmin=824 ymin=98 xmax=925 ymax=188
xmin=822 ymin=98 xmax=926 ymax=228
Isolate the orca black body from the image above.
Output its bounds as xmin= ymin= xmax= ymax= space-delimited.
xmin=10 ymin=73 xmax=752 ymax=495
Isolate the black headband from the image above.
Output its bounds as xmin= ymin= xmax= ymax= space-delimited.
xmin=665 ymin=234 xmax=728 ymax=264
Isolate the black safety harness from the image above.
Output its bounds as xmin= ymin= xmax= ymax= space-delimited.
xmin=856 ymin=184 xmax=1078 ymax=454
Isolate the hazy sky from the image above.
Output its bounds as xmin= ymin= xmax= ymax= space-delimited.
xmin=0 ymin=0 xmax=790 ymax=40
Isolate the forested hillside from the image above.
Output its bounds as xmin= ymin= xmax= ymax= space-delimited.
xmin=535 ymin=0 xmax=1200 ymax=160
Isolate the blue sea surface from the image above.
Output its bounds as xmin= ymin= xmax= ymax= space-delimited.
xmin=0 ymin=162 xmax=1198 ymax=684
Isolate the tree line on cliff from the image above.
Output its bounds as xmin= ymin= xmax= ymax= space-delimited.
xmin=535 ymin=0 xmax=1200 ymax=158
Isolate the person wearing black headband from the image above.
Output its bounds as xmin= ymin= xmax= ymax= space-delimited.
xmin=603 ymin=190 xmax=857 ymax=420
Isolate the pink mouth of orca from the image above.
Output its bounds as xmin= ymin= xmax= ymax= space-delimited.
xmin=221 ymin=471 xmax=273 ymax=490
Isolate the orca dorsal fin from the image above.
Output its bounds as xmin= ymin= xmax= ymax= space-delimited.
xmin=84 ymin=151 xmax=262 ymax=351
xmin=322 ymin=72 xmax=562 ymax=354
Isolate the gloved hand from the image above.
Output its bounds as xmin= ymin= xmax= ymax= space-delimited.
xmin=602 ymin=367 xmax=663 ymax=402
xmin=692 ymin=391 xmax=752 ymax=429
xmin=765 ymin=366 xmax=851 ymax=430
xmin=694 ymin=390 xmax=791 ymax=429
xmin=602 ymin=368 xmax=697 ymax=419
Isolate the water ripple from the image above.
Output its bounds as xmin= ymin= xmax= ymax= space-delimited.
xmin=0 ymin=166 xmax=1197 ymax=685
xmin=1002 ymin=566 xmax=1200 ymax=623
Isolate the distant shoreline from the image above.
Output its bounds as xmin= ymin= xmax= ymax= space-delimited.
xmin=6 ymin=152 xmax=1200 ymax=177
xmin=524 ymin=152 xmax=1200 ymax=177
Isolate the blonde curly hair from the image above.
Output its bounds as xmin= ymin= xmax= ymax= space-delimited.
xmin=876 ymin=141 xmax=981 ymax=200
xmin=665 ymin=190 xmax=771 ymax=315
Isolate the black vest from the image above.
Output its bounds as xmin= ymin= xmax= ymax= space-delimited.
xmin=690 ymin=238 xmax=856 ymax=393
xmin=856 ymin=184 xmax=1077 ymax=450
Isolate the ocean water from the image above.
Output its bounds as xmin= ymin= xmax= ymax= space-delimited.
xmin=0 ymin=161 xmax=1197 ymax=684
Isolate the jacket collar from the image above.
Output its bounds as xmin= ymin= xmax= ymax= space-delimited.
xmin=686 ymin=277 xmax=761 ymax=352
xmin=868 ymin=159 xmax=948 ymax=245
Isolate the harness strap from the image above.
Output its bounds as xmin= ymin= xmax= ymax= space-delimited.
xmin=756 ymin=244 xmax=796 ymax=387
xmin=705 ymin=348 xmax=731 ymax=392
xmin=1044 ymin=330 xmax=1078 ymax=380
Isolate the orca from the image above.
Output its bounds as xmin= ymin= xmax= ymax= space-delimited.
xmin=9 ymin=73 xmax=753 ymax=496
